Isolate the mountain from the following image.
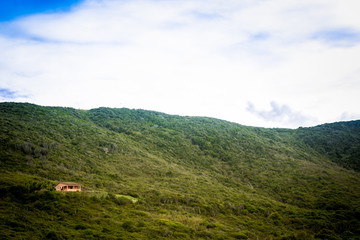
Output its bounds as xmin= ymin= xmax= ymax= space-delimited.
xmin=1 ymin=102 xmax=359 ymax=239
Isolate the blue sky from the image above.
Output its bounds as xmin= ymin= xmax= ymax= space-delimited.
xmin=1 ymin=0 xmax=360 ymax=128
xmin=0 ymin=88 xmax=17 ymax=99
xmin=313 ymin=28 xmax=360 ymax=47
xmin=0 ymin=0 xmax=83 ymax=21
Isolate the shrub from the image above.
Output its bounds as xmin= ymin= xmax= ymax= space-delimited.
xmin=113 ymin=196 xmax=133 ymax=206
xmin=232 ymin=230 xmax=250 ymax=239
xmin=315 ymin=229 xmax=341 ymax=240
xmin=75 ymin=224 xmax=88 ymax=230
xmin=45 ymin=231 xmax=64 ymax=240
xmin=122 ymin=221 xmax=137 ymax=232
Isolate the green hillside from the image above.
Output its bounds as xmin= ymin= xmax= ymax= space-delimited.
xmin=293 ymin=121 xmax=360 ymax=171
xmin=1 ymin=102 xmax=359 ymax=239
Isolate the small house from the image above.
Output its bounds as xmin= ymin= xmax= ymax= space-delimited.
xmin=55 ymin=182 xmax=81 ymax=192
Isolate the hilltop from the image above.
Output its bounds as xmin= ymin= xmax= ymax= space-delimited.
xmin=1 ymin=102 xmax=359 ymax=239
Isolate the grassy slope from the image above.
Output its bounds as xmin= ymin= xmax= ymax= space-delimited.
xmin=0 ymin=102 xmax=359 ymax=239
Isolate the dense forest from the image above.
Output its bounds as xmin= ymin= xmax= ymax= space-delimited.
xmin=1 ymin=102 xmax=359 ymax=239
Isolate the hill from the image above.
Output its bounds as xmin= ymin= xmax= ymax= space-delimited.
xmin=1 ymin=102 xmax=359 ymax=239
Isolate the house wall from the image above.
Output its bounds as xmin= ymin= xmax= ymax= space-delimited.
xmin=55 ymin=184 xmax=81 ymax=192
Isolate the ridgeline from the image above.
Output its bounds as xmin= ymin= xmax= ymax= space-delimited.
xmin=1 ymin=102 xmax=359 ymax=239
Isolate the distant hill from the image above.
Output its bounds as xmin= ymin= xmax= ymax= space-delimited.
xmin=1 ymin=102 xmax=359 ymax=239
xmin=293 ymin=121 xmax=360 ymax=171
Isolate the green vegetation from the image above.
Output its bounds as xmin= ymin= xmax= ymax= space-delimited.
xmin=1 ymin=102 xmax=359 ymax=239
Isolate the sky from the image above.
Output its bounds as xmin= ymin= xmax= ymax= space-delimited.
xmin=1 ymin=0 xmax=360 ymax=128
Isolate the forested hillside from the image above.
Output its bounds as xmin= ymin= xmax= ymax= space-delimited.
xmin=1 ymin=102 xmax=359 ymax=239
xmin=293 ymin=121 xmax=360 ymax=171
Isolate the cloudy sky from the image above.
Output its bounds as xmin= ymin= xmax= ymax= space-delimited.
xmin=1 ymin=0 xmax=360 ymax=128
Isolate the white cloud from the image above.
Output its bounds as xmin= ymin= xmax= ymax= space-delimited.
xmin=1 ymin=0 xmax=360 ymax=128
xmin=247 ymin=101 xmax=318 ymax=128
